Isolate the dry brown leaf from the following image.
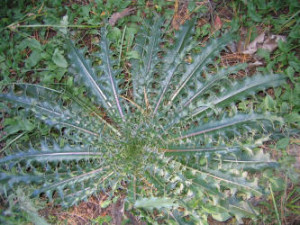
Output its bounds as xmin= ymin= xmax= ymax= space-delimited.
xmin=172 ymin=0 xmax=190 ymax=30
xmin=109 ymin=7 xmax=135 ymax=26
xmin=288 ymin=144 xmax=300 ymax=170
xmin=242 ymin=32 xmax=286 ymax=55
xmin=213 ymin=15 xmax=222 ymax=30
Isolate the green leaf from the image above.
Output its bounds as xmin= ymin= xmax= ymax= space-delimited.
xmin=67 ymin=39 xmax=111 ymax=109
xmin=97 ymin=28 xmax=125 ymax=120
xmin=100 ymin=199 xmax=111 ymax=208
xmin=191 ymin=74 xmax=285 ymax=118
xmin=126 ymin=50 xmax=139 ymax=59
xmin=169 ymin=33 xmax=233 ymax=105
xmin=19 ymin=38 xmax=43 ymax=51
xmin=276 ymin=138 xmax=290 ymax=150
xmin=26 ymin=50 xmax=41 ymax=67
xmin=108 ymin=27 xmax=121 ymax=41
xmin=263 ymin=95 xmax=276 ymax=110
xmin=176 ymin=114 xmax=270 ymax=140
xmin=134 ymin=197 xmax=177 ymax=209
xmin=211 ymin=212 xmax=231 ymax=222
xmin=285 ymin=112 xmax=300 ymax=123
xmin=3 ymin=118 xmax=34 ymax=137
xmin=52 ymin=48 xmax=68 ymax=68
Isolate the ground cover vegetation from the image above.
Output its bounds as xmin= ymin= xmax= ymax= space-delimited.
xmin=0 ymin=0 xmax=299 ymax=224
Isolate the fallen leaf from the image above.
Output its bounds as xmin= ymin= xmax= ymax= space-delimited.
xmin=172 ymin=0 xmax=190 ymax=30
xmin=213 ymin=15 xmax=222 ymax=30
xmin=242 ymin=32 xmax=286 ymax=55
xmin=242 ymin=32 xmax=265 ymax=55
xmin=261 ymin=34 xmax=286 ymax=52
xmin=248 ymin=61 xmax=264 ymax=67
xmin=109 ymin=8 xmax=135 ymax=26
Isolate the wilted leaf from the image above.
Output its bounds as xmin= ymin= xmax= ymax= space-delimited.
xmin=109 ymin=8 xmax=135 ymax=26
xmin=214 ymin=15 xmax=222 ymax=30
xmin=172 ymin=0 xmax=190 ymax=30
xmin=242 ymin=33 xmax=286 ymax=55
xmin=59 ymin=15 xmax=68 ymax=34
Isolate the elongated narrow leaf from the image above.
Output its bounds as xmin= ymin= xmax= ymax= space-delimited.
xmin=0 ymin=91 xmax=101 ymax=142
xmin=168 ymin=33 xmax=233 ymax=105
xmin=153 ymin=19 xmax=195 ymax=114
xmin=192 ymin=74 xmax=285 ymax=117
xmin=98 ymin=29 xmax=124 ymax=120
xmin=181 ymin=64 xmax=247 ymax=109
xmin=176 ymin=114 xmax=271 ymax=140
xmin=33 ymin=167 xmax=108 ymax=197
xmin=67 ymin=40 xmax=111 ymax=109
xmin=163 ymin=145 xmax=241 ymax=156
xmin=0 ymin=145 xmax=103 ymax=166
xmin=176 ymin=160 xmax=263 ymax=195
xmin=131 ymin=18 xmax=164 ymax=107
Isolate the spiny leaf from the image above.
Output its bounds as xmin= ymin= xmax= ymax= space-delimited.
xmin=67 ymin=40 xmax=111 ymax=109
xmin=153 ymin=19 xmax=195 ymax=114
xmin=98 ymin=28 xmax=124 ymax=120
xmin=175 ymin=113 xmax=272 ymax=140
xmin=0 ymin=17 xmax=287 ymax=224
xmin=192 ymin=74 xmax=286 ymax=117
xmin=181 ymin=64 xmax=247 ymax=109
xmin=168 ymin=33 xmax=234 ymax=105
xmin=0 ymin=91 xmax=101 ymax=140
xmin=0 ymin=145 xmax=102 ymax=165
xmin=131 ymin=17 xmax=164 ymax=107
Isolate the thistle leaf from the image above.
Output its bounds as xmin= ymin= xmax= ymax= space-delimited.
xmin=192 ymin=74 xmax=286 ymax=117
xmin=153 ymin=19 xmax=195 ymax=114
xmin=0 ymin=17 xmax=287 ymax=224
xmin=67 ymin=40 xmax=111 ymax=109
xmin=98 ymin=28 xmax=124 ymax=120
xmin=0 ymin=90 xmax=101 ymax=142
xmin=168 ymin=33 xmax=233 ymax=105
xmin=175 ymin=113 xmax=271 ymax=140
xmin=131 ymin=17 xmax=164 ymax=107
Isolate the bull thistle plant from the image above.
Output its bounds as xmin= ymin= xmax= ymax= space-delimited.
xmin=0 ymin=18 xmax=286 ymax=224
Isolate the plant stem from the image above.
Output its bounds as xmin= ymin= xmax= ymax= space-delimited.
xmin=118 ymin=25 xmax=127 ymax=67
xmin=7 ymin=24 xmax=102 ymax=29
xmin=269 ymin=183 xmax=282 ymax=225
